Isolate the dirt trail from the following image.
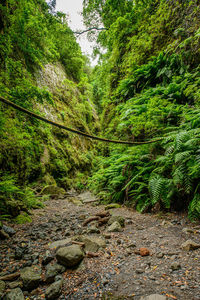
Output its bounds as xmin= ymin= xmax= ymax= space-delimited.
xmin=0 ymin=193 xmax=200 ymax=300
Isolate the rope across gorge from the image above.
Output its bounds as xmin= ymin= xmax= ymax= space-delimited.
xmin=0 ymin=96 xmax=162 ymax=145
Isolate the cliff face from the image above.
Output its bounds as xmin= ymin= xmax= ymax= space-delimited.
xmin=0 ymin=0 xmax=98 ymax=217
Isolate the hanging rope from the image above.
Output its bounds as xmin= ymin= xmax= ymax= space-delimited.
xmin=0 ymin=96 xmax=163 ymax=145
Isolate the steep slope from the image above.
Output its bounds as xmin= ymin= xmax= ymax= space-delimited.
xmin=0 ymin=0 xmax=99 ymax=217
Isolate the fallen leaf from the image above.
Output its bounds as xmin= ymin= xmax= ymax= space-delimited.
xmin=166 ymin=294 xmax=177 ymax=299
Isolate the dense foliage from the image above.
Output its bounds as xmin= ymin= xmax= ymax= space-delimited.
xmin=0 ymin=0 xmax=97 ymax=219
xmin=0 ymin=0 xmax=200 ymax=221
xmin=85 ymin=0 xmax=200 ymax=219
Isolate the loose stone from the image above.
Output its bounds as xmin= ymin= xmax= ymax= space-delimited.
xmin=45 ymin=263 xmax=65 ymax=283
xmin=107 ymin=221 xmax=122 ymax=232
xmin=20 ymin=266 xmax=41 ymax=291
xmin=45 ymin=279 xmax=63 ymax=300
xmin=181 ymin=239 xmax=200 ymax=251
xmin=56 ymin=245 xmax=85 ymax=267
xmin=140 ymin=295 xmax=166 ymax=300
xmin=4 ymin=288 xmax=24 ymax=300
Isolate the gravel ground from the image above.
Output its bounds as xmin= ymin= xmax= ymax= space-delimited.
xmin=0 ymin=194 xmax=200 ymax=300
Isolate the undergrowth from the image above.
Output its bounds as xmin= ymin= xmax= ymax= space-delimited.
xmin=87 ymin=0 xmax=200 ymax=220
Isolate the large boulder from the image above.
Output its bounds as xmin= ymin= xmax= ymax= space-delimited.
xmin=78 ymin=191 xmax=98 ymax=203
xmin=20 ymin=266 xmax=41 ymax=291
xmin=108 ymin=216 xmax=125 ymax=227
xmin=45 ymin=280 xmax=63 ymax=300
xmin=107 ymin=221 xmax=122 ymax=232
xmin=4 ymin=288 xmax=24 ymax=300
xmin=45 ymin=263 xmax=65 ymax=283
xmin=56 ymin=245 xmax=84 ymax=267
xmin=49 ymin=238 xmax=71 ymax=250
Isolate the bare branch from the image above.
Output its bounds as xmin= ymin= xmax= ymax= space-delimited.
xmin=73 ymin=27 xmax=107 ymax=36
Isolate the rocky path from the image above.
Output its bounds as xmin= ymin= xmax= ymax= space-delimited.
xmin=0 ymin=192 xmax=200 ymax=300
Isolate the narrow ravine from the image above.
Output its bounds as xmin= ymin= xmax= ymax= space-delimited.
xmin=0 ymin=191 xmax=200 ymax=300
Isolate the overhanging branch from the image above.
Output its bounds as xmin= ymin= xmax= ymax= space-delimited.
xmin=73 ymin=27 xmax=107 ymax=36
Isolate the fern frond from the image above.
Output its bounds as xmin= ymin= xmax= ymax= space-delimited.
xmin=149 ymin=175 xmax=165 ymax=205
xmin=188 ymin=194 xmax=200 ymax=220
xmin=175 ymin=151 xmax=191 ymax=164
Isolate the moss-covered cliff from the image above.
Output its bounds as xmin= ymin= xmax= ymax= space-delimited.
xmin=0 ymin=0 xmax=99 ymax=217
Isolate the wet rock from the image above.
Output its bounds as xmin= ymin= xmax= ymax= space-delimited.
xmin=49 ymin=238 xmax=71 ymax=250
xmin=4 ymin=288 xmax=24 ymax=300
xmin=45 ymin=280 xmax=63 ymax=300
xmin=105 ymin=204 xmax=121 ymax=210
xmin=108 ymin=216 xmax=125 ymax=227
xmin=140 ymin=295 xmax=166 ymax=300
xmin=0 ymin=280 xmax=6 ymax=298
xmin=0 ymin=229 xmax=9 ymax=240
xmin=56 ymin=245 xmax=85 ymax=267
xmin=45 ymin=263 xmax=65 ymax=283
xmin=2 ymin=225 xmax=16 ymax=236
xmin=107 ymin=221 xmax=122 ymax=232
xmin=20 ymin=266 xmax=41 ymax=291
xmin=181 ymin=239 xmax=200 ymax=251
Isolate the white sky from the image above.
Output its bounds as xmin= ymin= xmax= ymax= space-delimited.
xmin=56 ymin=0 xmax=97 ymax=65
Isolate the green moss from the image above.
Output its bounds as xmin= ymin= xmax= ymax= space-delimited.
xmin=15 ymin=213 xmax=32 ymax=224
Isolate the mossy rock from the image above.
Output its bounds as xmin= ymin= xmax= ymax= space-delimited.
xmin=41 ymin=185 xmax=66 ymax=196
xmin=14 ymin=213 xmax=32 ymax=224
xmin=105 ymin=204 xmax=121 ymax=210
